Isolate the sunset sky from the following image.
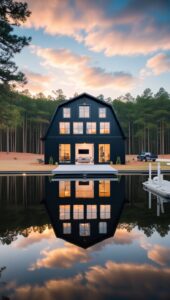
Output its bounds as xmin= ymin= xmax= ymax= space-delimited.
xmin=15 ymin=0 xmax=170 ymax=98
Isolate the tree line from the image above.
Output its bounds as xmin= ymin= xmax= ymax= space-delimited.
xmin=0 ymin=85 xmax=170 ymax=154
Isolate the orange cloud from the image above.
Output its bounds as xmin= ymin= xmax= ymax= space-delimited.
xmin=146 ymin=53 xmax=170 ymax=75
xmin=4 ymin=262 xmax=170 ymax=300
xmin=13 ymin=227 xmax=55 ymax=249
xmin=30 ymin=244 xmax=90 ymax=270
xmin=113 ymin=228 xmax=142 ymax=245
xmin=22 ymin=70 xmax=54 ymax=94
xmin=148 ymin=245 xmax=170 ymax=266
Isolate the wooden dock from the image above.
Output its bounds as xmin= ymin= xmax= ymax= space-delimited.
xmin=52 ymin=164 xmax=118 ymax=177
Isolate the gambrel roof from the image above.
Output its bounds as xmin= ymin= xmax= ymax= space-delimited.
xmin=42 ymin=92 xmax=126 ymax=140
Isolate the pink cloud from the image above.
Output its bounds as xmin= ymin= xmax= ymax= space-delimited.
xmin=25 ymin=0 xmax=170 ymax=56
xmin=30 ymin=244 xmax=90 ymax=270
xmin=13 ymin=227 xmax=55 ymax=249
xmin=21 ymin=70 xmax=54 ymax=94
xmin=32 ymin=46 xmax=135 ymax=90
xmin=146 ymin=53 xmax=170 ymax=75
xmin=148 ymin=245 xmax=170 ymax=266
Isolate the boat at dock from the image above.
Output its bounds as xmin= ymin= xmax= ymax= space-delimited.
xmin=143 ymin=162 xmax=170 ymax=199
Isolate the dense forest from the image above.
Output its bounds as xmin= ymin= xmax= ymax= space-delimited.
xmin=0 ymin=84 xmax=170 ymax=154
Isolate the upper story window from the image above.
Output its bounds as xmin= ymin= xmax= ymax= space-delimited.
xmin=73 ymin=122 xmax=83 ymax=134
xmin=100 ymin=122 xmax=110 ymax=134
xmin=79 ymin=106 xmax=90 ymax=118
xmin=73 ymin=205 xmax=84 ymax=219
xmin=100 ymin=205 xmax=111 ymax=219
xmin=87 ymin=205 xmax=97 ymax=219
xmin=63 ymin=108 xmax=70 ymax=118
xmin=59 ymin=205 xmax=70 ymax=220
xmin=79 ymin=223 xmax=90 ymax=236
xmin=59 ymin=122 xmax=70 ymax=134
xmin=99 ymin=222 xmax=107 ymax=234
xmin=63 ymin=223 xmax=71 ymax=234
xmin=99 ymin=108 xmax=106 ymax=118
xmin=86 ymin=122 xmax=96 ymax=134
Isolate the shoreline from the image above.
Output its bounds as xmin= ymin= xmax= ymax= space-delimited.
xmin=0 ymin=152 xmax=170 ymax=175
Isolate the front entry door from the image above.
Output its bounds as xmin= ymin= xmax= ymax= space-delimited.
xmin=75 ymin=143 xmax=94 ymax=164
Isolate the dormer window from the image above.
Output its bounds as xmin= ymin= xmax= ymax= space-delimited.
xmin=63 ymin=108 xmax=70 ymax=118
xmin=99 ymin=108 xmax=106 ymax=118
xmin=79 ymin=106 xmax=90 ymax=118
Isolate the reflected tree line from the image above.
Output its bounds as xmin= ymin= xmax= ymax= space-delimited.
xmin=0 ymin=85 xmax=170 ymax=154
xmin=0 ymin=175 xmax=170 ymax=245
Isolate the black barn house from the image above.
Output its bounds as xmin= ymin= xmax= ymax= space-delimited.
xmin=43 ymin=93 xmax=125 ymax=164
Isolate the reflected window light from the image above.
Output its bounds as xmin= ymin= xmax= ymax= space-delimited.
xmin=73 ymin=205 xmax=84 ymax=219
xmin=99 ymin=222 xmax=107 ymax=234
xmin=79 ymin=223 xmax=90 ymax=236
xmin=87 ymin=205 xmax=97 ymax=219
xmin=59 ymin=205 xmax=70 ymax=220
xmin=63 ymin=223 xmax=71 ymax=234
xmin=100 ymin=205 xmax=111 ymax=219
xmin=99 ymin=180 xmax=110 ymax=197
xmin=76 ymin=181 xmax=94 ymax=198
xmin=59 ymin=181 xmax=71 ymax=197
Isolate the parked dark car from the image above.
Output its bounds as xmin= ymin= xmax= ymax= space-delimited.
xmin=137 ymin=152 xmax=158 ymax=162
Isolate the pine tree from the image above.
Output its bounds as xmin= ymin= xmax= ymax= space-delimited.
xmin=0 ymin=0 xmax=31 ymax=84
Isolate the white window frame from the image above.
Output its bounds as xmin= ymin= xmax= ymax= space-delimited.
xmin=63 ymin=108 xmax=71 ymax=118
xmin=73 ymin=122 xmax=83 ymax=134
xmin=100 ymin=122 xmax=110 ymax=134
xmin=99 ymin=108 xmax=106 ymax=118
xmin=59 ymin=122 xmax=70 ymax=134
xmin=100 ymin=205 xmax=111 ymax=219
xmin=79 ymin=106 xmax=90 ymax=118
xmin=86 ymin=122 xmax=96 ymax=134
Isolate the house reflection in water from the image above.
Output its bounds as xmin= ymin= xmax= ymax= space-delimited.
xmin=44 ymin=176 xmax=125 ymax=248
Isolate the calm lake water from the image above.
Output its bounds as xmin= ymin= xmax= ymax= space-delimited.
xmin=0 ymin=175 xmax=170 ymax=300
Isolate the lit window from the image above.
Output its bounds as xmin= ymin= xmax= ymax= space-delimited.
xmin=59 ymin=122 xmax=70 ymax=134
xmin=79 ymin=106 xmax=90 ymax=118
xmin=59 ymin=181 xmax=71 ymax=197
xmin=86 ymin=122 xmax=96 ymax=134
xmin=63 ymin=108 xmax=70 ymax=118
xmin=73 ymin=205 xmax=84 ymax=219
xmin=99 ymin=144 xmax=110 ymax=163
xmin=59 ymin=144 xmax=71 ymax=163
xmin=75 ymin=181 xmax=94 ymax=198
xmin=87 ymin=205 xmax=97 ymax=219
xmin=63 ymin=223 xmax=71 ymax=234
xmin=59 ymin=205 xmax=70 ymax=220
xmin=73 ymin=122 xmax=83 ymax=134
xmin=99 ymin=222 xmax=107 ymax=234
xmin=99 ymin=108 xmax=106 ymax=118
xmin=79 ymin=223 xmax=90 ymax=236
xmin=99 ymin=180 xmax=110 ymax=197
xmin=100 ymin=122 xmax=110 ymax=134
xmin=100 ymin=205 xmax=111 ymax=219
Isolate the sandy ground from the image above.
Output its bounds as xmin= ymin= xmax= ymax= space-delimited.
xmin=0 ymin=152 xmax=170 ymax=172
